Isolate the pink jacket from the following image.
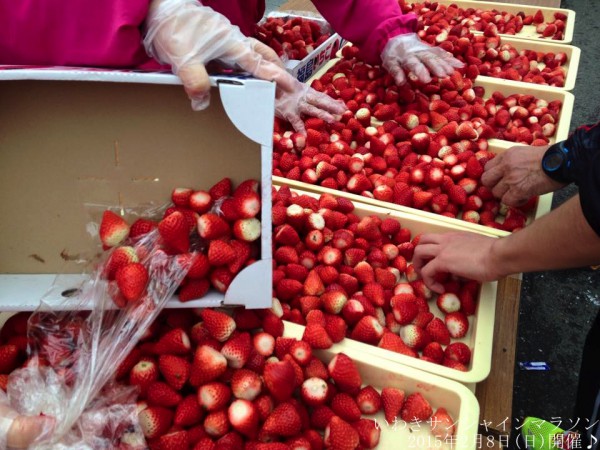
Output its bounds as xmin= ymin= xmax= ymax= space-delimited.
xmin=0 ymin=0 xmax=416 ymax=67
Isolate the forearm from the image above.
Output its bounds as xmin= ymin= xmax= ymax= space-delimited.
xmin=491 ymin=195 xmax=600 ymax=277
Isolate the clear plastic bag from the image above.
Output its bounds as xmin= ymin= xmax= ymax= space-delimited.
xmin=5 ymin=222 xmax=191 ymax=449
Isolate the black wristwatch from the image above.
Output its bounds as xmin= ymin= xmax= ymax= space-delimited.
xmin=542 ymin=141 xmax=574 ymax=184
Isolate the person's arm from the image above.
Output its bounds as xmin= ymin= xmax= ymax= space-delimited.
xmin=414 ymin=195 xmax=600 ymax=293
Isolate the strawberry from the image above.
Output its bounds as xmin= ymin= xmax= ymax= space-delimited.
xmin=447 ymin=184 xmax=467 ymax=205
xmin=99 ymin=210 xmax=129 ymax=248
xmin=159 ymin=430 xmax=189 ymax=450
xmin=401 ymin=392 xmax=433 ymax=422
xmin=234 ymin=191 xmax=261 ymax=219
xmin=104 ymin=246 xmax=138 ymax=280
xmin=331 ymin=392 xmax=361 ymax=422
xmin=158 ymin=354 xmax=190 ymax=390
xmin=356 ymin=385 xmax=382 ymax=415
xmin=391 ymin=295 xmax=419 ymax=325
xmin=400 ymin=324 xmax=431 ymax=350
xmin=381 ymin=387 xmax=405 ymax=424
xmin=532 ymin=9 xmax=545 ymax=24
xmin=436 ymin=292 xmax=461 ymax=314
xmin=221 ymin=332 xmax=252 ymax=369
xmin=354 ymin=418 xmax=381 ymax=448
xmin=430 ymin=407 xmax=456 ymax=440
xmin=350 ymin=316 xmax=384 ymax=345
xmin=226 ymin=399 xmax=259 ymax=439
xmin=174 ymin=394 xmax=203 ymax=427
xmin=204 ymin=410 xmax=230 ymax=438
xmin=197 ymin=213 xmax=230 ymax=240
xmin=302 ymin=323 xmax=332 ymax=349
xmin=321 ymin=290 xmax=347 ymax=315
xmin=253 ymin=332 xmax=275 ymax=357
xmin=233 ymin=218 xmax=262 ymax=242
xmin=290 ymin=340 xmax=312 ymax=366
xmin=425 ymin=318 xmax=451 ymax=346
xmin=179 ymin=278 xmax=210 ymax=302
xmin=303 ymin=270 xmax=325 ymax=296
xmin=147 ymin=381 xmax=182 ymax=407
xmin=209 ymin=177 xmax=232 ymax=200
xmin=189 ymin=190 xmax=213 ymax=214
xmin=198 ymin=382 xmax=232 ymax=412
xmin=328 ymin=353 xmax=362 ymax=394
xmin=300 ymin=377 xmax=329 ymax=406
xmin=158 ymin=211 xmax=190 ymax=253
xmin=129 ymin=218 xmax=156 ymax=239
xmin=263 ymin=402 xmax=302 ymax=438
xmin=445 ymin=311 xmax=469 ymax=338
xmin=201 ymin=309 xmax=236 ymax=342
xmin=115 ymin=262 xmax=148 ymax=302
xmin=189 ymin=345 xmax=228 ymax=386
xmin=445 ymin=342 xmax=472 ymax=365
xmin=274 ymin=224 xmax=300 ymax=246
xmin=262 ymin=312 xmax=284 ymax=338
xmin=263 ymin=360 xmax=296 ymax=402
xmin=138 ymin=406 xmax=173 ymax=439
xmin=155 ymin=328 xmax=191 ymax=355
xmin=208 ymin=240 xmax=236 ymax=266
xmin=115 ymin=347 xmax=141 ymax=380
xmin=422 ymin=341 xmax=445 ymax=364
xmin=231 ymin=368 xmax=262 ymax=401
xmin=326 ymin=416 xmax=359 ymax=450
xmin=129 ymin=359 xmax=159 ymax=394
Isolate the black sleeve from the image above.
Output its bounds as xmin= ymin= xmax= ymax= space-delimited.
xmin=559 ymin=121 xmax=600 ymax=236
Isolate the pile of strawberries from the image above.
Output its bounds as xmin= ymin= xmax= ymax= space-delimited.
xmin=0 ymin=312 xmax=29 ymax=390
xmin=98 ymin=178 xmax=262 ymax=306
xmin=401 ymin=0 xmax=569 ymax=41
xmin=273 ymin=46 xmax=545 ymax=230
xmin=272 ymin=187 xmax=477 ymax=371
xmin=254 ymin=16 xmax=332 ymax=61
xmin=417 ymin=19 xmax=568 ymax=87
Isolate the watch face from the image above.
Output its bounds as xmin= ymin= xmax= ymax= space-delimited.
xmin=544 ymin=150 xmax=564 ymax=171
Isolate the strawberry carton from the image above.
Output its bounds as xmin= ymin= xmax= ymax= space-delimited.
xmin=256 ymin=11 xmax=345 ymax=82
xmin=273 ymin=186 xmax=498 ymax=385
xmin=0 ymin=67 xmax=275 ymax=310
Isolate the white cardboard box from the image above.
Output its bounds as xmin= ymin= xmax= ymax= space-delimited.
xmin=0 ymin=68 xmax=275 ymax=310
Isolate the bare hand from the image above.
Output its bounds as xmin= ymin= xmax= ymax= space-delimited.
xmin=413 ymin=232 xmax=503 ymax=293
xmin=482 ymin=145 xmax=566 ymax=206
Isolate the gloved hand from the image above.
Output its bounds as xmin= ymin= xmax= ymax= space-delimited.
xmin=381 ymin=33 xmax=464 ymax=85
xmin=0 ymin=393 xmax=55 ymax=449
xmin=144 ymin=0 xmax=346 ymax=133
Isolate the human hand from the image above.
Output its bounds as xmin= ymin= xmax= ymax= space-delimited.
xmin=381 ymin=33 xmax=464 ymax=85
xmin=481 ymin=145 xmax=567 ymax=207
xmin=413 ymin=232 xmax=504 ymax=294
xmin=0 ymin=398 xmax=55 ymax=449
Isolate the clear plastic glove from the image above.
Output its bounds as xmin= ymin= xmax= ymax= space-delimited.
xmin=0 ymin=392 xmax=55 ymax=449
xmin=381 ymin=33 xmax=464 ymax=85
xmin=481 ymin=145 xmax=566 ymax=207
xmin=144 ymin=0 xmax=346 ymax=131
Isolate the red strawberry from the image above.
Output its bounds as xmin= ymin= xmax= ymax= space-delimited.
xmin=356 ymin=385 xmax=382 ymax=415
xmin=436 ymin=292 xmax=461 ymax=314
xmin=179 ymin=278 xmax=210 ymax=302
xmin=422 ymin=341 xmax=445 ymax=364
xmin=300 ymin=377 xmax=329 ymax=406
xmin=252 ymin=332 xmax=275 ymax=357
xmin=234 ymin=191 xmax=261 ymax=219
xmin=221 ymin=332 xmax=252 ymax=369
xmin=233 ymin=218 xmax=262 ymax=242
xmin=532 ymin=9 xmax=544 ymax=24
xmin=274 ymin=224 xmax=300 ymax=246
xmin=138 ymin=406 xmax=173 ymax=439
xmin=228 ymin=399 xmax=260 ymax=438
xmin=263 ymin=360 xmax=296 ymax=402
xmin=201 ymin=309 xmax=236 ymax=342
xmin=99 ymin=210 xmax=129 ymax=248
xmin=331 ymin=392 xmax=361 ymax=422
xmin=302 ymin=323 xmax=333 ymax=349
xmin=391 ymin=295 xmax=419 ymax=325
xmin=159 ymin=430 xmax=189 ymax=450
xmin=350 ymin=316 xmax=384 ymax=345
xmin=290 ymin=340 xmax=312 ymax=366
xmin=445 ymin=311 xmax=469 ymax=338
xmin=400 ymin=324 xmax=431 ymax=350
xmin=116 ymin=262 xmax=148 ymax=302
xmin=425 ymin=318 xmax=451 ymax=346
xmin=445 ymin=342 xmax=472 ymax=365
xmin=231 ymin=368 xmax=262 ymax=401
xmin=381 ymin=387 xmax=405 ymax=424
xmin=174 ymin=394 xmax=203 ymax=427
xmin=328 ymin=353 xmax=362 ymax=394
xmin=129 ymin=218 xmax=156 ymax=239
xmin=209 ymin=177 xmax=232 ymax=200
xmin=262 ymin=402 xmax=302 ymax=438
xmin=104 ymin=246 xmax=138 ymax=280
xmin=147 ymin=381 xmax=182 ymax=407
xmin=158 ymin=211 xmax=190 ymax=253
xmin=430 ymin=407 xmax=456 ymax=440
xmin=197 ymin=213 xmax=230 ymax=240
xmin=189 ymin=345 xmax=228 ymax=386
xmin=401 ymin=392 xmax=433 ymax=422
xmin=326 ymin=416 xmax=359 ymax=450
xmin=208 ymin=240 xmax=236 ymax=266
xmin=171 ymin=187 xmax=193 ymax=207
xmin=354 ymin=418 xmax=381 ymax=448
xmin=129 ymin=359 xmax=159 ymax=394
xmin=198 ymin=382 xmax=232 ymax=412
xmin=262 ymin=312 xmax=284 ymax=338
xmin=189 ymin=190 xmax=213 ymax=214
xmin=155 ymin=328 xmax=191 ymax=355
xmin=158 ymin=354 xmax=190 ymax=390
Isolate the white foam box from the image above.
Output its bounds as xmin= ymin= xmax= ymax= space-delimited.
xmin=262 ymin=11 xmax=345 ymax=83
xmin=284 ymin=322 xmax=480 ymax=449
xmin=277 ymin=185 xmax=499 ymax=385
xmin=418 ymin=0 xmax=576 ymax=44
xmin=0 ymin=68 xmax=275 ymax=311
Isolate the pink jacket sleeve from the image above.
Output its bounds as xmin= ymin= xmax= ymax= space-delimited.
xmin=311 ymin=0 xmax=417 ymax=64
